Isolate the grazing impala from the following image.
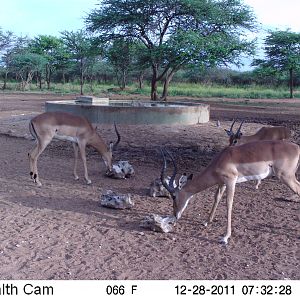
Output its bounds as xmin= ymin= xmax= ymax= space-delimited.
xmin=225 ymin=119 xmax=291 ymax=146
xmin=161 ymin=140 xmax=300 ymax=244
xmin=28 ymin=111 xmax=120 ymax=186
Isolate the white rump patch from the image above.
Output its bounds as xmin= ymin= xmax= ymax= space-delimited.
xmin=237 ymin=167 xmax=272 ymax=184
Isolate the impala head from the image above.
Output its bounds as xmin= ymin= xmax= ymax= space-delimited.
xmin=160 ymin=148 xmax=193 ymax=219
xmin=104 ymin=122 xmax=121 ymax=173
xmin=225 ymin=119 xmax=244 ymax=146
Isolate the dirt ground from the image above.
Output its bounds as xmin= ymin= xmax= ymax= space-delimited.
xmin=0 ymin=92 xmax=299 ymax=280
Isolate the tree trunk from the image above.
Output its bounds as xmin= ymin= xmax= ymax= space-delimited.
xmin=37 ymin=72 xmax=42 ymax=89
xmin=121 ymin=70 xmax=126 ymax=90
xmin=46 ymin=64 xmax=51 ymax=90
xmin=80 ymin=58 xmax=84 ymax=95
xmin=2 ymin=71 xmax=8 ymax=90
xmin=160 ymin=70 xmax=176 ymax=101
xmin=62 ymin=71 xmax=66 ymax=84
xmin=151 ymin=64 xmax=158 ymax=101
xmin=138 ymin=71 xmax=144 ymax=89
xmin=289 ymin=68 xmax=294 ymax=99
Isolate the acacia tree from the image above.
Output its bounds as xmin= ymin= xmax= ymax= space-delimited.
xmin=61 ymin=30 xmax=100 ymax=95
xmin=1 ymin=35 xmax=31 ymax=90
xmin=9 ymin=52 xmax=47 ymax=90
xmin=29 ymin=35 xmax=63 ymax=89
xmin=86 ymin=0 xmax=256 ymax=100
xmin=106 ymin=38 xmax=140 ymax=89
xmin=106 ymin=38 xmax=147 ymax=89
xmin=253 ymin=30 xmax=300 ymax=98
xmin=0 ymin=28 xmax=15 ymax=89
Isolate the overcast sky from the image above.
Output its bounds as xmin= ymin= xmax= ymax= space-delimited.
xmin=0 ymin=0 xmax=299 ymax=70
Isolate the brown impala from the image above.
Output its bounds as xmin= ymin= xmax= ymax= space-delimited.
xmin=225 ymin=119 xmax=291 ymax=146
xmin=28 ymin=111 xmax=120 ymax=186
xmin=225 ymin=119 xmax=292 ymax=189
xmin=161 ymin=140 xmax=300 ymax=244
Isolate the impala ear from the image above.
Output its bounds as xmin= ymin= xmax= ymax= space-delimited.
xmin=224 ymin=129 xmax=233 ymax=136
xmin=109 ymin=141 xmax=114 ymax=152
xmin=187 ymin=174 xmax=193 ymax=180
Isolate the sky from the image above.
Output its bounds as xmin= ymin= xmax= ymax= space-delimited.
xmin=0 ymin=0 xmax=299 ymax=69
xmin=0 ymin=0 xmax=299 ymax=37
xmin=0 ymin=0 xmax=99 ymax=37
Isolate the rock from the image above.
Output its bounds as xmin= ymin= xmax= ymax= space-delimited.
xmin=140 ymin=214 xmax=176 ymax=233
xmin=100 ymin=190 xmax=134 ymax=209
xmin=117 ymin=160 xmax=135 ymax=177
xmin=149 ymin=177 xmax=173 ymax=197
xmin=106 ymin=160 xmax=134 ymax=179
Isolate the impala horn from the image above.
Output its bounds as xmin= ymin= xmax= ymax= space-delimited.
xmin=225 ymin=119 xmax=236 ymax=136
xmin=110 ymin=122 xmax=121 ymax=151
xmin=160 ymin=148 xmax=177 ymax=196
xmin=236 ymin=120 xmax=245 ymax=138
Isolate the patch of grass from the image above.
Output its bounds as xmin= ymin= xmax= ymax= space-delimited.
xmin=1 ymin=81 xmax=299 ymax=99
xmin=166 ymin=83 xmax=299 ymax=99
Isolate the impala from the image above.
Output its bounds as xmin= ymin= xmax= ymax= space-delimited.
xmin=28 ymin=111 xmax=120 ymax=186
xmin=225 ymin=119 xmax=291 ymax=146
xmin=161 ymin=140 xmax=300 ymax=244
xmin=225 ymin=119 xmax=292 ymax=189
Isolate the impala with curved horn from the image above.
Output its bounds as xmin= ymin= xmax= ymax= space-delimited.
xmin=225 ymin=119 xmax=291 ymax=146
xmin=28 ymin=111 xmax=120 ymax=186
xmin=225 ymin=119 xmax=292 ymax=189
xmin=161 ymin=141 xmax=300 ymax=244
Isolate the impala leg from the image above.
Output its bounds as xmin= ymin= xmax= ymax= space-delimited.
xmin=77 ymin=142 xmax=91 ymax=185
xmin=72 ymin=142 xmax=79 ymax=181
xmin=255 ymin=179 xmax=261 ymax=190
xmin=203 ymin=184 xmax=226 ymax=227
xmin=279 ymin=175 xmax=300 ymax=199
xmin=220 ymin=183 xmax=236 ymax=245
xmin=28 ymin=142 xmax=37 ymax=178
xmin=28 ymin=139 xmax=51 ymax=186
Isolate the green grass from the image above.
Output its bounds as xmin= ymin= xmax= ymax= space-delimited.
xmin=1 ymin=81 xmax=299 ymax=99
xmin=165 ymin=82 xmax=300 ymax=99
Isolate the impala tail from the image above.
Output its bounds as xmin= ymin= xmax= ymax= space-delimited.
xmin=29 ymin=120 xmax=38 ymax=141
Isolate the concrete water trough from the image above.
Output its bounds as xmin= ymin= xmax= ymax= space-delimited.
xmin=45 ymin=96 xmax=210 ymax=125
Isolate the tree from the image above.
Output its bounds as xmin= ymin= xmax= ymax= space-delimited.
xmin=29 ymin=35 xmax=63 ymax=89
xmin=252 ymin=30 xmax=300 ymax=98
xmin=61 ymin=30 xmax=101 ymax=95
xmin=0 ymin=28 xmax=14 ymax=51
xmin=0 ymin=28 xmax=15 ymax=89
xmin=1 ymin=34 xmax=30 ymax=90
xmin=106 ymin=38 xmax=138 ymax=89
xmin=86 ymin=0 xmax=256 ymax=100
xmin=9 ymin=51 xmax=47 ymax=90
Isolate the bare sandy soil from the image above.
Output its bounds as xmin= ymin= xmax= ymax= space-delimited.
xmin=0 ymin=92 xmax=299 ymax=280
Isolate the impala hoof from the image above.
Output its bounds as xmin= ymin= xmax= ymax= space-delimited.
xmin=86 ymin=179 xmax=92 ymax=185
xmin=74 ymin=176 xmax=79 ymax=181
xmin=219 ymin=237 xmax=229 ymax=245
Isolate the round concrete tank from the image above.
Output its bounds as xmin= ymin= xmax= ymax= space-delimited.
xmin=45 ymin=98 xmax=210 ymax=125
